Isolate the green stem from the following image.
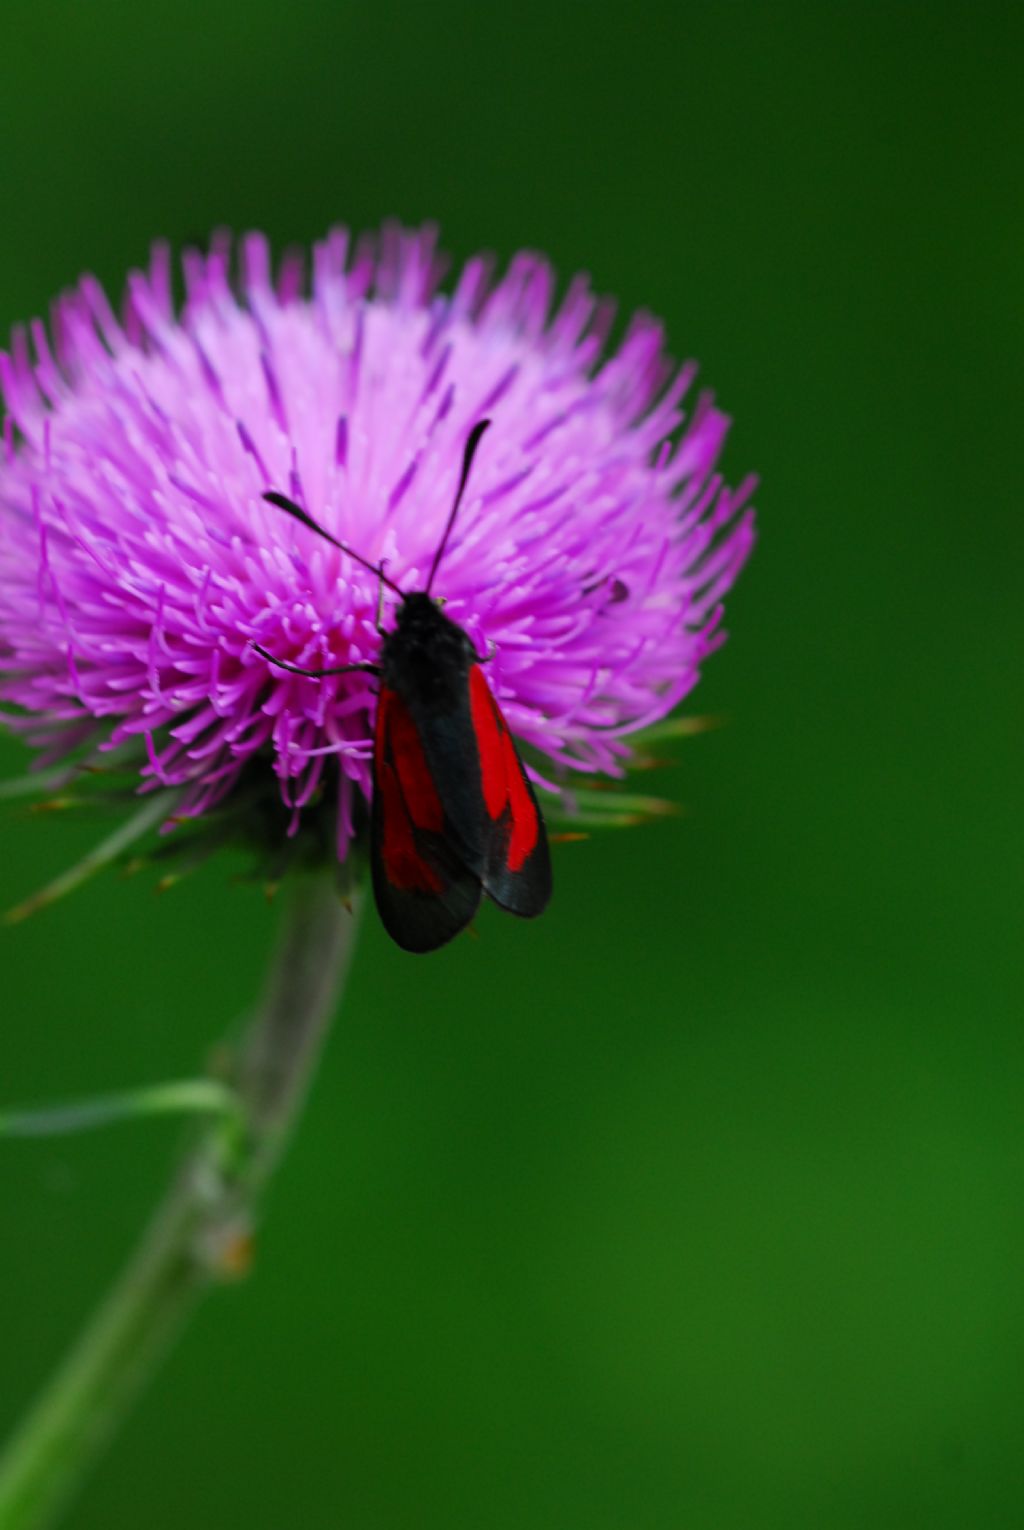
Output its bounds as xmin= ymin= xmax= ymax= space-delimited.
xmin=4 ymin=795 xmax=175 ymax=926
xmin=0 ymin=1079 xmax=242 ymax=1140
xmin=0 ymin=873 xmax=361 ymax=1530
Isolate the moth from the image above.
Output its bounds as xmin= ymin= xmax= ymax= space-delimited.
xmin=257 ymin=421 xmax=552 ymax=951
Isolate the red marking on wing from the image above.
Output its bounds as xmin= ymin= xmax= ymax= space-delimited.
xmin=469 ymin=665 xmax=507 ymax=819
xmin=502 ymin=726 xmax=538 ymax=871
xmin=468 ymin=666 xmax=539 ymax=872
xmin=381 ymin=688 xmax=444 ymax=831
xmin=375 ymin=687 xmax=444 ymax=893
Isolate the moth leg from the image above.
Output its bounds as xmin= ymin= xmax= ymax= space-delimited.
xmin=375 ymin=562 xmax=390 ymax=634
xmin=253 ymin=643 xmax=380 ymax=679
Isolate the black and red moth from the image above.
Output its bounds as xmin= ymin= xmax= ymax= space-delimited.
xmin=257 ymin=420 xmax=552 ymax=952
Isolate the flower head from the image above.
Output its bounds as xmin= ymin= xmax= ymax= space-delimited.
xmin=0 ymin=224 xmax=755 ymax=866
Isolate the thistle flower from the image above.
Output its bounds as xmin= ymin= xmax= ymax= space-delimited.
xmin=0 ymin=225 xmax=760 ymax=1530
xmin=0 ymin=224 xmax=755 ymax=876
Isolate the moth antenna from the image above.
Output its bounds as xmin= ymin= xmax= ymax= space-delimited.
xmin=263 ymin=491 xmax=405 ymax=596
xmin=425 ymin=418 xmax=491 ymax=596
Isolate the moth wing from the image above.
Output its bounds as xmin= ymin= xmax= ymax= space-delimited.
xmin=466 ymin=666 xmax=552 ymax=917
xmin=371 ymin=686 xmax=482 ymax=953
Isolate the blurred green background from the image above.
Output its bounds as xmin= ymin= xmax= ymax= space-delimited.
xmin=1 ymin=2 xmax=1021 ymax=1527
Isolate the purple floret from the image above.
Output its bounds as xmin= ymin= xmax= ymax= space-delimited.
xmin=0 ymin=224 xmax=755 ymax=858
